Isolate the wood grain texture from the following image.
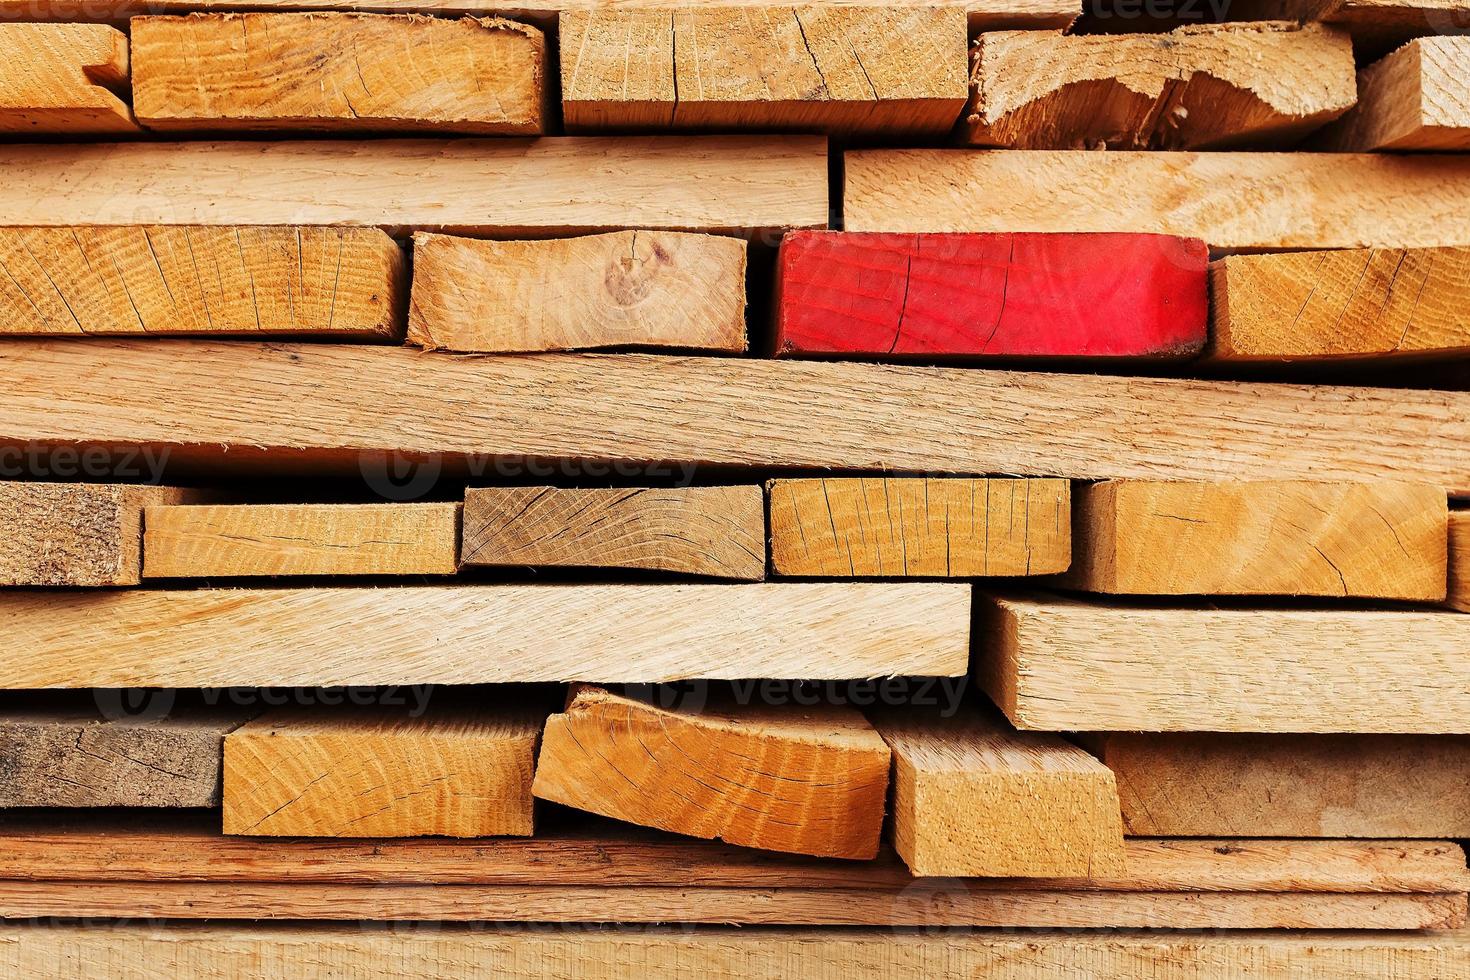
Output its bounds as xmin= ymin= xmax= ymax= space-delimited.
xmin=132 ymin=13 xmax=546 ymax=134
xmin=1061 ymin=480 xmax=1449 ymax=599
xmin=1225 ymin=0 xmax=1470 ymax=58
xmin=1451 ymin=511 xmax=1470 ymax=612
xmin=0 ymin=23 xmax=136 ymax=133
xmin=408 ymin=231 xmax=746 ymax=353
xmin=0 ymin=226 xmax=404 ymax=339
xmin=1087 ymin=732 xmax=1470 ymax=838
xmin=0 ymin=138 xmax=827 ymax=237
xmin=964 ymin=23 xmax=1355 ymax=150
xmin=143 ymin=503 xmax=460 ymax=578
xmin=874 ymin=707 xmax=1125 ymax=878
xmin=224 ymin=706 xmax=540 ymax=837
xmin=560 ymin=7 xmax=968 ymax=135
xmin=0 ymin=704 xmax=246 ymax=807
xmin=4 ymin=343 xmax=1469 ymax=491
xmin=462 ymin=486 xmax=764 ymax=580
xmin=0 ymin=482 xmax=194 ymax=587
xmin=773 ymin=231 xmax=1208 ymax=360
xmin=978 ymin=592 xmax=1470 ymax=733
xmin=1209 ymin=247 xmax=1470 ymax=363
xmin=0 ymin=584 xmax=970 ymax=688
xmin=767 ymin=477 xmax=1070 ymax=578
xmin=534 ymin=687 xmax=891 ymax=859
xmin=844 ymin=149 xmax=1470 ymax=250
xmin=1320 ymin=37 xmax=1470 ymax=151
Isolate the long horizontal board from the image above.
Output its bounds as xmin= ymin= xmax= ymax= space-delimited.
xmin=844 ymin=150 xmax=1470 ymax=250
xmin=979 ymin=593 xmax=1470 ymax=733
xmin=0 ymin=584 xmax=969 ymax=687
xmin=1 ymin=342 xmax=1467 ymax=491
xmin=0 ymin=138 xmax=827 ymax=236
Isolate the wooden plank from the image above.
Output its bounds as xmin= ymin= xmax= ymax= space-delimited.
xmin=143 ymin=503 xmax=460 ymax=578
xmin=1229 ymin=0 xmax=1470 ymax=61
xmin=0 ymin=482 xmax=194 ymax=587
xmin=0 ymin=227 xmax=405 ymax=340
xmin=1320 ymin=37 xmax=1470 ymax=151
xmin=0 ymin=702 xmax=247 ymax=807
xmin=767 ymin=477 xmax=1070 ymax=578
xmin=408 ymin=231 xmax=747 ymax=353
xmin=3 ymin=343 xmax=1469 ymax=492
xmin=1086 ymin=733 xmax=1470 ymax=838
xmin=873 ymin=707 xmax=1124 ymax=878
xmin=0 ymin=584 xmax=969 ymax=688
xmin=560 ymin=7 xmax=968 ymax=136
xmin=844 ymin=149 xmax=1470 ymax=250
xmin=5 ymin=817 xmax=1465 ymax=893
xmin=132 ymin=13 xmax=547 ymax=135
xmin=223 ymin=706 xmax=540 ymax=837
xmin=1061 ymin=480 xmax=1449 ymax=599
xmin=978 ymin=592 xmax=1470 ymax=733
xmin=1208 ymin=247 xmax=1470 ymax=363
xmin=773 ymin=231 xmax=1207 ymax=361
xmin=963 ymin=24 xmax=1355 ymax=150
xmin=0 ymin=138 xmax=827 ymax=237
xmin=0 ymin=23 xmax=136 ymax=133
xmin=1451 ymin=511 xmax=1469 ymax=612
xmin=461 ymin=486 xmax=764 ymax=580
xmin=533 ymin=686 xmax=891 ymax=859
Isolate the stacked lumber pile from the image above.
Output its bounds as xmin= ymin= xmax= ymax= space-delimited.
xmin=0 ymin=1 xmax=1468 ymax=976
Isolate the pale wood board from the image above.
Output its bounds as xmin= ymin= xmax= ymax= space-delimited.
xmin=561 ymin=7 xmax=968 ymax=135
xmin=223 ymin=706 xmax=540 ymax=837
xmin=0 ymin=23 xmax=136 ymax=133
xmin=131 ymin=13 xmax=547 ymax=134
xmin=979 ymin=592 xmax=1470 ymax=733
xmin=874 ymin=706 xmax=1125 ymax=878
xmin=1320 ymin=37 xmax=1470 ymax=151
xmin=0 ymin=584 xmax=970 ymax=687
xmin=1060 ymin=480 xmax=1449 ymax=599
xmin=844 ymin=149 xmax=1470 ymax=250
xmin=533 ymin=687 xmax=891 ymax=859
xmin=1086 ymin=733 xmax=1470 ymax=838
xmin=0 ymin=138 xmax=827 ymax=237
xmin=408 ymin=231 xmax=747 ymax=353
xmin=1208 ymin=247 xmax=1470 ymax=363
xmin=461 ymin=486 xmax=765 ymax=580
xmin=2 ymin=343 xmax=1469 ymax=492
xmin=1451 ymin=512 xmax=1469 ymax=612
xmin=143 ymin=503 xmax=461 ymax=578
xmin=964 ymin=23 xmax=1355 ymax=149
xmin=767 ymin=477 xmax=1070 ymax=578
xmin=0 ymin=227 xmax=405 ymax=339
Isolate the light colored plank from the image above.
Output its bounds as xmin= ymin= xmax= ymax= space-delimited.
xmin=0 ymin=584 xmax=969 ymax=688
xmin=964 ymin=24 xmax=1354 ymax=149
xmin=0 ymin=482 xmax=195 ymax=587
xmin=767 ymin=477 xmax=1070 ymax=578
xmin=132 ymin=13 xmax=546 ymax=135
xmin=1087 ymin=732 xmax=1470 ymax=838
xmin=1320 ymin=37 xmax=1470 ymax=151
xmin=3 ymin=343 xmax=1469 ymax=491
xmin=978 ymin=592 xmax=1470 ymax=733
xmin=461 ymin=486 xmax=764 ymax=580
xmin=844 ymin=149 xmax=1470 ymax=250
xmin=0 ymin=227 xmax=404 ymax=339
xmin=223 ymin=706 xmax=540 ymax=837
xmin=1230 ymin=0 xmax=1470 ymax=60
xmin=0 ymin=23 xmax=136 ymax=133
xmin=533 ymin=686 xmax=891 ymax=859
xmin=0 ymin=138 xmax=827 ymax=237
xmin=408 ymin=231 xmax=746 ymax=353
xmin=873 ymin=707 xmax=1124 ymax=878
xmin=561 ymin=7 xmax=968 ymax=135
xmin=1208 ymin=247 xmax=1470 ymax=363
xmin=143 ymin=503 xmax=460 ymax=578
xmin=1452 ymin=511 xmax=1470 ymax=612
xmin=1061 ymin=480 xmax=1448 ymax=599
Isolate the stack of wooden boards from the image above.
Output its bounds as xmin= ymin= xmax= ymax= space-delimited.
xmin=1 ymin=0 xmax=1470 ymax=977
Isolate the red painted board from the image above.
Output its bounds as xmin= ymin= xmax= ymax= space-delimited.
xmin=774 ymin=231 xmax=1208 ymax=360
